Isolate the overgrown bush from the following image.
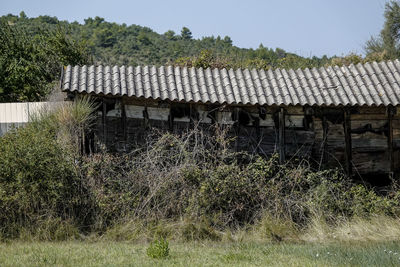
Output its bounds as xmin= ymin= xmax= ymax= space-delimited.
xmin=0 ymin=98 xmax=95 ymax=239
xmin=1 ymin=101 xmax=400 ymax=241
xmin=0 ymin=113 xmax=79 ymax=238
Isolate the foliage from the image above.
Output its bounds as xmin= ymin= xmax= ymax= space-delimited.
xmin=0 ymin=112 xmax=78 ymax=238
xmin=0 ymin=21 xmax=91 ymax=102
xmin=146 ymin=238 xmax=170 ymax=259
xmin=0 ymin=13 xmax=333 ymax=71
xmin=1 ymin=106 xmax=400 ymax=241
xmin=0 ymin=99 xmax=96 ymax=239
xmin=180 ymin=27 xmax=192 ymax=40
xmin=365 ymin=1 xmax=400 ymax=59
xmin=2 ymin=109 xmax=400 ymax=241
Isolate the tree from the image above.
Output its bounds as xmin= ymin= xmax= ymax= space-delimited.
xmin=19 ymin=11 xmax=27 ymax=19
xmin=138 ymin=31 xmax=152 ymax=45
xmin=94 ymin=28 xmax=117 ymax=48
xmin=181 ymin=27 xmax=192 ymax=40
xmin=164 ymin=30 xmax=176 ymax=40
xmin=365 ymin=1 xmax=400 ymax=59
xmin=0 ymin=22 xmax=91 ymax=102
xmin=0 ymin=12 xmax=333 ymax=75
xmin=223 ymin=36 xmax=232 ymax=46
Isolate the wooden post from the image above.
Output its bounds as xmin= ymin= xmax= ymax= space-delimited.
xmin=255 ymin=117 xmax=261 ymax=153
xmin=168 ymin=106 xmax=174 ymax=132
xmin=234 ymin=108 xmax=240 ymax=152
xmin=143 ymin=106 xmax=149 ymax=129
xmin=121 ymin=99 xmax=127 ymax=143
xmin=102 ymin=98 xmax=107 ymax=145
xmin=189 ymin=104 xmax=195 ymax=129
xmin=321 ymin=114 xmax=329 ymax=167
xmin=278 ymin=107 xmax=285 ymax=164
xmin=343 ymin=108 xmax=352 ymax=176
xmin=388 ymin=106 xmax=394 ymax=174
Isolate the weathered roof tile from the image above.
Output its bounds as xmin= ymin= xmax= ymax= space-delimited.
xmin=62 ymin=60 xmax=400 ymax=106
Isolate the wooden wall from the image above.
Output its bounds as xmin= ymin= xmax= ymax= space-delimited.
xmin=91 ymin=96 xmax=399 ymax=177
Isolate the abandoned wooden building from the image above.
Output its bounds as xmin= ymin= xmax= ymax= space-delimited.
xmin=61 ymin=60 xmax=400 ymax=179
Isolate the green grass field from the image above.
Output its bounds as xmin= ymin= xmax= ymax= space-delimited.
xmin=1 ymin=241 xmax=400 ymax=267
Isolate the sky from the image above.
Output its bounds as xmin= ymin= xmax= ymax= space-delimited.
xmin=0 ymin=0 xmax=390 ymax=58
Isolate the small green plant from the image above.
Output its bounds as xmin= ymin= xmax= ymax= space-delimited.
xmin=146 ymin=238 xmax=170 ymax=259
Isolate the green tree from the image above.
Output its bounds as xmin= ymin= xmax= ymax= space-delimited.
xmin=94 ymin=28 xmax=116 ymax=48
xmin=19 ymin=11 xmax=27 ymax=19
xmin=365 ymin=0 xmax=400 ymax=59
xmin=0 ymin=22 xmax=91 ymax=102
xmin=138 ymin=31 xmax=152 ymax=45
xmin=164 ymin=30 xmax=177 ymax=40
xmin=0 ymin=12 xmax=334 ymax=75
xmin=181 ymin=27 xmax=192 ymax=40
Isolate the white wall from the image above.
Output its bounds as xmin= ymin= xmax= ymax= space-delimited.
xmin=0 ymin=102 xmax=54 ymax=136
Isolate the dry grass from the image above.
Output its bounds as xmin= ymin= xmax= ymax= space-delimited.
xmin=303 ymin=215 xmax=400 ymax=242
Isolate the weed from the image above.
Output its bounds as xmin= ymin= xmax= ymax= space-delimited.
xmin=146 ymin=238 xmax=170 ymax=259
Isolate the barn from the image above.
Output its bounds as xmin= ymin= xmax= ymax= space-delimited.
xmin=61 ymin=60 xmax=400 ymax=179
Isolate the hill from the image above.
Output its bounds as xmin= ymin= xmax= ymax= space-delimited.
xmin=1 ymin=12 xmax=331 ymax=69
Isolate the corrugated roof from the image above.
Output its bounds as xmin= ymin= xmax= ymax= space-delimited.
xmin=61 ymin=60 xmax=400 ymax=106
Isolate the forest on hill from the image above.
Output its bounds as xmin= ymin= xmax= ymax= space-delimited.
xmin=1 ymin=1 xmax=400 ymax=101
xmin=0 ymin=12 xmax=332 ymax=69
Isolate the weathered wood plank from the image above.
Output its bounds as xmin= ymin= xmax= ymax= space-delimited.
xmin=125 ymin=105 xmax=144 ymax=118
xmin=148 ymin=107 xmax=169 ymax=121
xmin=285 ymin=115 xmax=304 ymax=128
xmin=351 ymin=120 xmax=387 ymax=129
xmin=352 ymin=151 xmax=390 ymax=174
xmin=351 ymin=114 xmax=387 ymax=120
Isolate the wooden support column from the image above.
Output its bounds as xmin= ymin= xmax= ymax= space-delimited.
xmin=121 ymin=99 xmax=127 ymax=142
xmin=168 ymin=105 xmax=174 ymax=132
xmin=388 ymin=106 xmax=395 ymax=174
xmin=255 ymin=117 xmax=261 ymax=153
xmin=343 ymin=108 xmax=352 ymax=176
xmin=102 ymin=98 xmax=107 ymax=145
xmin=232 ymin=108 xmax=240 ymax=152
xmin=321 ymin=114 xmax=329 ymax=167
xmin=189 ymin=103 xmax=196 ymax=128
xmin=143 ymin=106 xmax=149 ymax=130
xmin=278 ymin=107 xmax=285 ymax=164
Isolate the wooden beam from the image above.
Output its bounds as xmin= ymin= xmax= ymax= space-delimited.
xmin=343 ymin=108 xmax=352 ymax=176
xmin=278 ymin=107 xmax=285 ymax=164
xmin=388 ymin=106 xmax=394 ymax=174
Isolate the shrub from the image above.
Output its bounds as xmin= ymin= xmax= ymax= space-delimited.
xmin=0 ymin=119 xmax=79 ymax=238
xmin=0 ymin=98 xmax=96 ymax=239
xmin=1 ymin=104 xmax=400 ymax=241
xmin=146 ymin=238 xmax=170 ymax=259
